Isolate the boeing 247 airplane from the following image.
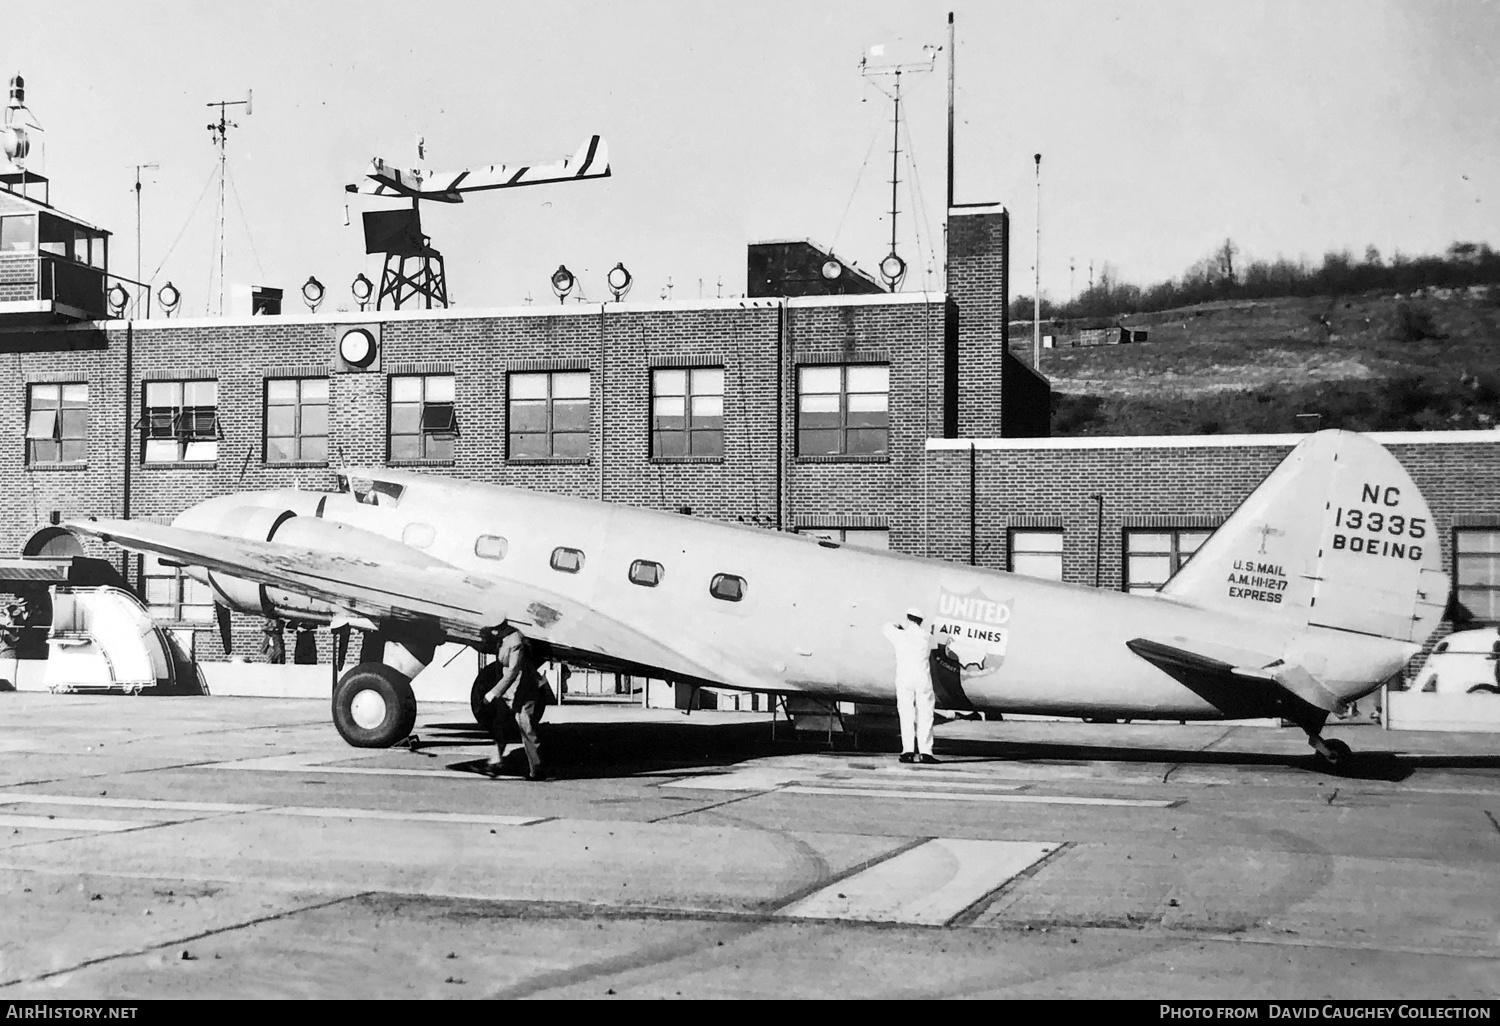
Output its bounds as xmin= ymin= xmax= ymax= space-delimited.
xmin=65 ymin=430 xmax=1448 ymax=770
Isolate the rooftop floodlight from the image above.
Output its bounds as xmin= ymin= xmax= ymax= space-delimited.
xmin=106 ymin=283 xmax=130 ymax=318
xmin=157 ymin=281 xmax=181 ymax=317
xmin=821 ymin=258 xmax=843 ymax=281
xmin=351 ymin=272 xmax=373 ymax=311
xmin=550 ymin=264 xmax=575 ymax=304
xmin=879 ymin=252 xmax=906 ymax=288
xmin=606 ymin=262 xmax=632 ymax=301
xmin=302 ymin=276 xmax=325 ymax=312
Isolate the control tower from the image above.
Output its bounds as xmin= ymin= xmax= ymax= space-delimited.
xmin=0 ymin=74 xmax=117 ymax=324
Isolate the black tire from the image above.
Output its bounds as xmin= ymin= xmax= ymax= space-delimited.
xmin=471 ymin=663 xmax=502 ymax=732
xmin=332 ymin=662 xmax=416 ymax=748
xmin=1467 ymin=684 xmax=1500 ymax=695
xmin=1318 ymin=736 xmax=1352 ymax=768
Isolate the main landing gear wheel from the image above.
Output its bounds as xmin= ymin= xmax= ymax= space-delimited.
xmin=332 ymin=662 xmax=417 ymax=748
xmin=471 ymin=663 xmax=502 ymax=733
xmin=1310 ymin=736 xmax=1352 ymax=769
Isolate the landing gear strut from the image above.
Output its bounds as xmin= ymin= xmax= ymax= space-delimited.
xmin=332 ymin=662 xmax=417 ymax=748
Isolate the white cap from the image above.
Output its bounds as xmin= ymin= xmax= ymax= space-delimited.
xmin=905 ymin=607 xmax=923 ymax=621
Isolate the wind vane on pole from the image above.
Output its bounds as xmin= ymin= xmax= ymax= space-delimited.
xmin=206 ymin=91 xmax=251 ymax=316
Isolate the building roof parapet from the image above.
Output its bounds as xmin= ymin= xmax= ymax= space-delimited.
xmin=71 ymin=290 xmax=944 ymax=331
xmin=947 ymin=202 xmax=1007 ymax=217
xmin=926 ymin=429 xmax=1500 ymax=452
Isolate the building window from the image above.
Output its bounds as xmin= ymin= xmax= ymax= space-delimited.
xmin=0 ymin=215 xmax=36 ymax=253
xmin=651 ymin=367 xmax=723 ymax=458
xmin=710 ymin=573 xmax=746 ymax=602
xmin=26 ymin=383 xmax=87 ymax=464
xmin=1124 ymin=529 xmax=1212 ymax=593
xmin=551 ymin=547 xmax=585 ymax=573
xmin=389 ymin=374 xmax=456 ymax=461
xmin=629 ymin=559 xmax=664 ymax=587
xmin=265 ymin=377 xmax=328 ymax=463
xmin=142 ymin=554 xmax=214 ymax=623
xmin=1009 ymin=529 xmax=1064 ymax=581
xmin=1455 ymin=529 xmax=1500 ymax=622
xmin=509 ymin=370 xmax=589 ymax=459
xmin=797 ymin=527 xmax=890 ymax=551
xmin=796 ymin=364 xmax=889 ymax=456
xmin=143 ymin=380 xmax=218 ymax=463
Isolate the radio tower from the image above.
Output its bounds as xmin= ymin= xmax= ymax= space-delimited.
xmin=206 ymin=90 xmax=251 ymax=315
xmin=861 ymin=45 xmax=937 ymax=290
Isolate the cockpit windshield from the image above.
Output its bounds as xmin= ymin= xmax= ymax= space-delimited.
xmin=335 ymin=473 xmax=406 ymax=508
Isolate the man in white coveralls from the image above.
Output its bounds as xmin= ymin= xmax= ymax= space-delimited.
xmin=882 ymin=607 xmax=945 ymax=764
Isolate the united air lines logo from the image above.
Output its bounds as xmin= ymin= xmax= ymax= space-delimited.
xmin=932 ymin=584 xmax=1013 ymax=670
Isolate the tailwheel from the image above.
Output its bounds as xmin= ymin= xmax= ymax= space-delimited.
xmin=332 ymin=662 xmax=417 ymax=748
xmin=1310 ymin=735 xmax=1352 ymax=769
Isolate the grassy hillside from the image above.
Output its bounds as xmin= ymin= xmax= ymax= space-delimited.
xmin=1013 ymin=287 xmax=1500 ymax=436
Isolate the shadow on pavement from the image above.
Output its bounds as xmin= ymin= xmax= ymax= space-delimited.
xmin=935 ymin=736 xmax=1500 ymax=782
xmin=417 ymin=713 xmax=1500 ymax=784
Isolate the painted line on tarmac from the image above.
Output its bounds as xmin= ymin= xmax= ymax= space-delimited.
xmin=0 ymin=792 xmax=269 ymax=814
xmin=776 ymin=838 xmax=1059 ymax=926
xmin=0 ymin=812 xmax=165 ymax=833
xmin=270 ymin=806 xmax=544 ymax=827
xmin=199 ymin=751 xmax=487 ymax=780
xmin=0 ymin=791 xmax=544 ymax=828
xmin=781 ymin=785 xmax=1177 ymax=807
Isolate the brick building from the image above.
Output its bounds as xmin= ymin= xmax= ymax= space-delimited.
xmin=0 ymin=191 xmax=1059 ymax=658
xmin=2 ymin=171 xmax=1499 ymax=675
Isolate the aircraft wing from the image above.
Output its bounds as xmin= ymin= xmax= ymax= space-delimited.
xmin=64 ymin=518 xmax=740 ymax=686
xmin=66 ymin=518 xmax=530 ymax=642
xmin=1127 ymin=636 xmax=1342 ymax=714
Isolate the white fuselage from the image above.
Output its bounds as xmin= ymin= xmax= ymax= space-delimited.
xmin=175 ymin=471 xmax=1413 ymax=720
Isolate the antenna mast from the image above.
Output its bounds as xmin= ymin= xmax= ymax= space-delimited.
xmin=862 ymin=45 xmax=935 ymax=290
xmin=206 ymin=90 xmax=251 ymax=315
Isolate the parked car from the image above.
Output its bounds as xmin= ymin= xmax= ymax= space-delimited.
xmin=1409 ymin=628 xmax=1500 ymax=695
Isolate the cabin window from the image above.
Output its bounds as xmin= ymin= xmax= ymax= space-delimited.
xmin=142 ymin=379 xmax=218 ymax=463
xmin=796 ymin=363 xmax=888 ymax=457
xmin=797 ymin=526 xmax=889 ymax=550
xmin=401 ymin=523 xmax=436 ymax=549
xmin=389 ymin=374 xmax=456 ymax=461
xmin=629 ymin=559 xmax=664 ymax=587
xmin=26 ymin=382 xmax=88 ymax=464
xmin=710 ymin=573 xmax=746 ymax=602
xmin=509 ymin=370 xmax=590 ymax=459
xmin=475 ymin=535 xmax=509 ymax=560
xmin=141 ymin=554 xmax=214 ymax=623
xmin=551 ymin=547 xmax=585 ymax=573
xmin=264 ymin=377 xmax=328 ymax=464
xmin=1009 ymin=529 xmax=1064 ymax=581
xmin=1123 ymin=529 xmax=1212 ymax=593
xmin=1454 ymin=529 xmax=1500 ymax=622
xmin=651 ymin=367 xmax=723 ymax=458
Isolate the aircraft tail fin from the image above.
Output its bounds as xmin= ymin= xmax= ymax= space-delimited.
xmin=1158 ymin=430 xmax=1448 ymax=644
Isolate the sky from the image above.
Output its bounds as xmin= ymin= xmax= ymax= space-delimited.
xmin=7 ymin=0 xmax=1500 ymax=316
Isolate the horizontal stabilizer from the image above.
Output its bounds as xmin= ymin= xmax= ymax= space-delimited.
xmin=1128 ymin=636 xmax=1342 ymax=715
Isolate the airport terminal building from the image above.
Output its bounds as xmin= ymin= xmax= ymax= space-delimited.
xmin=3 ymin=177 xmax=1500 ymax=697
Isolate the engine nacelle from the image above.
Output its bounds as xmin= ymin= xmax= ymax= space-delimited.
xmin=191 ymin=503 xmax=452 ymax=623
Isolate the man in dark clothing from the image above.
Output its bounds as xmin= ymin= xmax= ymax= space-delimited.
xmin=478 ymin=622 xmax=548 ymax=781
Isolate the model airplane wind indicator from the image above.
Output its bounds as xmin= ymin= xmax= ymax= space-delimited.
xmin=345 ymin=134 xmax=610 ymax=310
